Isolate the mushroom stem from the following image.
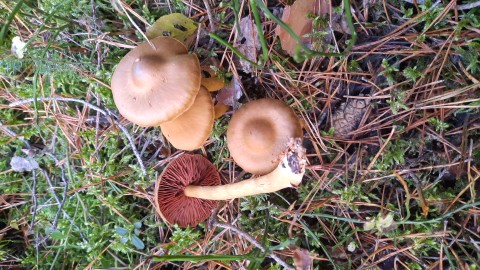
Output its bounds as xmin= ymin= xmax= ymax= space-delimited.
xmin=184 ymin=138 xmax=306 ymax=200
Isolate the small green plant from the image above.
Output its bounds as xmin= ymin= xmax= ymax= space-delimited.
xmin=114 ymin=222 xmax=145 ymax=251
xmin=403 ymin=66 xmax=425 ymax=82
xmin=456 ymin=41 xmax=480 ymax=75
xmin=373 ymin=139 xmax=411 ymax=170
xmin=380 ymin=58 xmax=399 ymax=85
xmin=166 ymin=225 xmax=201 ymax=255
xmin=332 ymin=184 xmax=371 ymax=210
xmin=387 ymin=90 xmax=409 ymax=114
xmin=427 ymin=117 xmax=450 ymax=132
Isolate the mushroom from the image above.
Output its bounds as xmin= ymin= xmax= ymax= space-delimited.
xmin=111 ymin=36 xmax=201 ymax=126
xmin=159 ymin=86 xmax=214 ymax=150
xmin=226 ymin=98 xmax=303 ymax=175
xmin=155 ymin=139 xmax=306 ymax=227
xmin=154 ymin=154 xmax=221 ymax=227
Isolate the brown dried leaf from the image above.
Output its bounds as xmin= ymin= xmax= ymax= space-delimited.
xmin=332 ymin=98 xmax=370 ymax=139
xmin=216 ymin=76 xmax=243 ymax=107
xmin=276 ymin=0 xmax=330 ymax=56
xmin=293 ymin=247 xmax=313 ymax=270
xmin=236 ymin=16 xmax=261 ymax=73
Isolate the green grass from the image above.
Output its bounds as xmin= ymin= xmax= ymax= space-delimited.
xmin=1 ymin=0 xmax=480 ymax=269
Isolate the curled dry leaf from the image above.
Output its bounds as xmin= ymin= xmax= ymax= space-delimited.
xmin=331 ymin=98 xmax=370 ymax=139
xmin=276 ymin=0 xmax=330 ymax=56
xmin=216 ymin=75 xmax=243 ymax=107
xmin=276 ymin=0 xmax=350 ymax=57
xmin=293 ymin=246 xmax=313 ymax=270
xmin=236 ymin=16 xmax=260 ymax=73
xmin=146 ymin=13 xmax=197 ymax=46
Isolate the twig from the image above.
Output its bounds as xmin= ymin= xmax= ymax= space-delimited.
xmin=9 ymin=97 xmax=147 ymax=175
xmin=30 ymin=171 xmax=38 ymax=233
xmin=457 ymin=1 xmax=480 ymax=10
xmin=39 ymin=169 xmax=87 ymax=242
xmin=202 ymin=0 xmax=215 ymax=48
xmin=208 ymin=210 xmax=295 ymax=270
xmin=0 ymin=120 xmax=31 ymax=148
xmin=115 ymin=0 xmax=156 ymax=50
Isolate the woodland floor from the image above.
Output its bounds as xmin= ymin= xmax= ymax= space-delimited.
xmin=0 ymin=0 xmax=479 ymax=269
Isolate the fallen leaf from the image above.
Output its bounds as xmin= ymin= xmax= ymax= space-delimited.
xmin=10 ymin=156 xmax=39 ymax=172
xmin=216 ymin=75 xmax=243 ymax=107
xmin=363 ymin=213 xmax=396 ymax=233
xmin=146 ymin=13 xmax=197 ymax=46
xmin=11 ymin=36 xmax=27 ymax=59
xmin=293 ymin=246 xmax=313 ymax=270
xmin=236 ymin=16 xmax=261 ymax=73
xmin=276 ymin=0 xmax=351 ymax=57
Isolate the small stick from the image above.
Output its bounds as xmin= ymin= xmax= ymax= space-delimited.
xmin=202 ymin=0 xmax=216 ymax=48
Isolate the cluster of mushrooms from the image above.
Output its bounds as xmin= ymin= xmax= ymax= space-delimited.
xmin=111 ymin=37 xmax=307 ymax=227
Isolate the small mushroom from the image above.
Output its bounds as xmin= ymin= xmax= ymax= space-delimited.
xmin=154 ymin=154 xmax=220 ymax=227
xmin=111 ymin=36 xmax=201 ymax=126
xmin=160 ymin=86 xmax=214 ymax=150
xmin=226 ymin=98 xmax=303 ymax=175
xmin=155 ymin=139 xmax=306 ymax=227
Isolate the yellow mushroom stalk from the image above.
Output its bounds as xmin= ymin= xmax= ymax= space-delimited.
xmin=183 ymin=138 xmax=306 ymax=200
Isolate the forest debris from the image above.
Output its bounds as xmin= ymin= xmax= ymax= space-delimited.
xmin=275 ymin=0 xmax=329 ymax=56
xmin=10 ymin=156 xmax=39 ymax=172
xmin=331 ymin=98 xmax=370 ymax=139
xmin=216 ymin=76 xmax=243 ymax=107
xmin=293 ymin=246 xmax=313 ymax=270
xmin=364 ymin=213 xmax=396 ymax=233
xmin=11 ymin=36 xmax=27 ymax=59
xmin=276 ymin=0 xmax=350 ymax=57
xmin=145 ymin=13 xmax=197 ymax=45
xmin=236 ymin=16 xmax=261 ymax=73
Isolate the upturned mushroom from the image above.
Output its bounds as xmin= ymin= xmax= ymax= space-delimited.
xmin=111 ymin=36 xmax=201 ymax=126
xmin=154 ymin=154 xmax=221 ymax=227
xmin=155 ymin=139 xmax=306 ymax=227
xmin=226 ymin=98 xmax=303 ymax=175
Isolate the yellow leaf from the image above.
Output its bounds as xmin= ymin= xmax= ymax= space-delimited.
xmin=146 ymin=13 xmax=197 ymax=45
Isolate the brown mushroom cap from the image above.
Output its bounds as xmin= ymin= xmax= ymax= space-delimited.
xmin=111 ymin=37 xmax=201 ymax=126
xmin=226 ymin=99 xmax=303 ymax=175
xmin=160 ymin=86 xmax=214 ymax=150
xmin=154 ymin=154 xmax=220 ymax=227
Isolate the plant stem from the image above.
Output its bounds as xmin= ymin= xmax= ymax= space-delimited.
xmin=0 ymin=0 xmax=25 ymax=45
xmin=209 ymin=32 xmax=259 ymax=67
xmin=250 ymin=0 xmax=268 ymax=64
